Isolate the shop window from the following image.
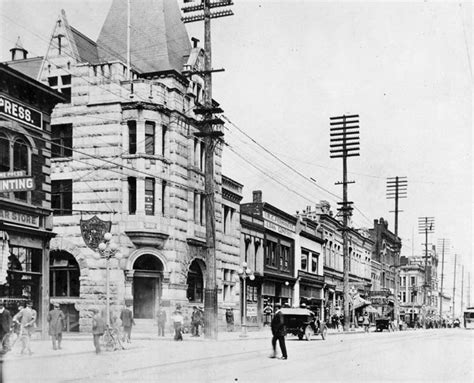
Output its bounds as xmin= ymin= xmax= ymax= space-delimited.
xmin=145 ymin=121 xmax=155 ymax=155
xmin=51 ymin=124 xmax=73 ymax=157
xmin=50 ymin=251 xmax=80 ymax=297
xmin=128 ymin=177 xmax=136 ymax=214
xmin=52 ymin=179 xmax=72 ymax=215
xmin=128 ymin=120 xmax=136 ymax=154
xmin=187 ymin=260 xmax=203 ymax=303
xmin=145 ymin=177 xmax=155 ymax=215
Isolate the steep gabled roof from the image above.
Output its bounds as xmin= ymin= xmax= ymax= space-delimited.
xmin=96 ymin=0 xmax=191 ymax=74
xmin=70 ymin=26 xmax=99 ymax=64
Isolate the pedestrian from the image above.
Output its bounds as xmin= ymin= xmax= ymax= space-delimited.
xmin=15 ymin=301 xmax=36 ymax=355
xmin=120 ymin=303 xmax=135 ymax=343
xmin=191 ymin=306 xmax=202 ymax=336
xmin=0 ymin=301 xmax=12 ymax=353
xmin=263 ymin=304 xmax=273 ymax=326
xmin=47 ymin=303 xmax=65 ymax=350
xmin=225 ymin=308 xmax=234 ymax=332
xmin=157 ymin=306 xmax=167 ymax=337
xmin=172 ymin=306 xmax=183 ymax=341
xmin=92 ymin=308 xmax=106 ymax=354
xmin=269 ymin=303 xmax=287 ymax=360
xmin=363 ymin=312 xmax=370 ymax=333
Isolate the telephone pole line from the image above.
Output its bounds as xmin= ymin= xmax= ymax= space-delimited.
xmin=438 ymin=238 xmax=450 ymax=319
xmin=182 ymin=0 xmax=233 ymax=340
xmin=460 ymin=264 xmax=464 ymax=314
xmin=418 ymin=216 xmax=434 ymax=326
xmin=452 ymin=254 xmax=457 ymax=318
xmin=386 ymin=176 xmax=407 ymax=325
xmin=330 ymin=114 xmax=360 ymax=331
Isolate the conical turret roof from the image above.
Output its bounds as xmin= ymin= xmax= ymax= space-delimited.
xmin=96 ymin=0 xmax=191 ymax=74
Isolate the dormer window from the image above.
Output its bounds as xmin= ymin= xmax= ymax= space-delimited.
xmin=48 ymin=74 xmax=71 ymax=103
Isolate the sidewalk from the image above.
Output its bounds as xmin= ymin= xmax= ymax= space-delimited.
xmin=2 ymin=325 xmax=366 ymax=361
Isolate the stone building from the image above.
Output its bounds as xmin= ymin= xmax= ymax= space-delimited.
xmin=4 ymin=0 xmax=242 ymax=332
xmin=0 ymin=63 xmax=64 ymax=337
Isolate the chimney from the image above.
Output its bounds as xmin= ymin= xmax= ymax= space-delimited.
xmin=253 ymin=190 xmax=262 ymax=203
xmin=191 ymin=37 xmax=200 ymax=48
xmin=10 ymin=36 xmax=28 ymax=61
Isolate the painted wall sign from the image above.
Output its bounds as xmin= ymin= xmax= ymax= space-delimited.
xmin=0 ymin=93 xmax=43 ymax=130
xmin=0 ymin=208 xmax=39 ymax=227
xmin=0 ymin=176 xmax=35 ymax=192
xmin=263 ymin=211 xmax=295 ymax=237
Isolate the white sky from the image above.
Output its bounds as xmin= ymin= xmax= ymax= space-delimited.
xmin=1 ymin=0 xmax=472 ymax=308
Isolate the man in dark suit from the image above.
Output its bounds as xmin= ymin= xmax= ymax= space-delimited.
xmin=92 ymin=308 xmax=106 ymax=354
xmin=120 ymin=304 xmax=135 ymax=343
xmin=47 ymin=303 xmax=65 ymax=350
xmin=270 ymin=303 xmax=287 ymax=360
xmin=0 ymin=301 xmax=12 ymax=352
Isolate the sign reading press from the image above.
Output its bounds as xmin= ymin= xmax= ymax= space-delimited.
xmin=0 ymin=93 xmax=43 ymax=130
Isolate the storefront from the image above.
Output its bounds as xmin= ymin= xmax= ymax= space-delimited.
xmin=0 ymin=63 xmax=64 ymax=338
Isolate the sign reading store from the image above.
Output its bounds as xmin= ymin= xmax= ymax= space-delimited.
xmin=0 ymin=93 xmax=43 ymax=130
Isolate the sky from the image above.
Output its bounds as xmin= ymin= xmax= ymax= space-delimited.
xmin=1 ymin=0 xmax=472 ymax=308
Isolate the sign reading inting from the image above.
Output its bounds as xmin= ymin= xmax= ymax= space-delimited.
xmin=0 ymin=93 xmax=43 ymax=130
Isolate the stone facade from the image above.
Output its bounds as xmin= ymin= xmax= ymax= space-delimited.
xmin=7 ymin=4 xmax=242 ymax=332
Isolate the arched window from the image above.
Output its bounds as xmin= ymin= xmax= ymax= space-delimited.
xmin=187 ymin=260 xmax=203 ymax=303
xmin=13 ymin=138 xmax=29 ymax=201
xmin=0 ymin=133 xmax=9 ymax=172
xmin=50 ymin=251 xmax=80 ymax=297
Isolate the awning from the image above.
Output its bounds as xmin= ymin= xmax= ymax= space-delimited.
xmin=352 ymin=295 xmax=371 ymax=309
xmin=365 ymin=305 xmax=379 ymax=314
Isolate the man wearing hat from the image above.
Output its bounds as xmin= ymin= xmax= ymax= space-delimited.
xmin=0 ymin=300 xmax=12 ymax=352
xmin=47 ymin=303 xmax=65 ymax=350
xmin=270 ymin=303 xmax=288 ymax=360
xmin=15 ymin=301 xmax=36 ymax=355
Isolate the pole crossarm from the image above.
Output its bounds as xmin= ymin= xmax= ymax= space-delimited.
xmin=182 ymin=10 xmax=233 ymax=23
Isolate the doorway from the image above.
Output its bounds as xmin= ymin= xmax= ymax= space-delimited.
xmin=132 ymin=254 xmax=163 ymax=319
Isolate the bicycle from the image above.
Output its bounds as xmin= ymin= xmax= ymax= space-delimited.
xmin=101 ymin=325 xmax=125 ymax=351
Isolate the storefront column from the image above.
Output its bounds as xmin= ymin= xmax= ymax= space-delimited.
xmin=124 ymin=269 xmax=134 ymax=303
xmin=293 ymin=279 xmax=300 ymax=307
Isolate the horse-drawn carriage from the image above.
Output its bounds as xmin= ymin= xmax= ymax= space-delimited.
xmin=280 ymin=308 xmax=327 ymax=341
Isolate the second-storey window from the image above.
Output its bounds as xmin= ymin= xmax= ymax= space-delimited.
xmin=128 ymin=120 xmax=137 ymax=154
xmin=145 ymin=178 xmax=155 ymax=215
xmin=13 ymin=138 xmax=29 ymax=201
xmin=52 ymin=179 xmax=72 ymax=215
xmin=145 ymin=121 xmax=155 ymax=155
xmin=128 ymin=177 xmax=136 ymax=214
xmin=301 ymin=250 xmax=308 ymax=271
xmin=51 ymin=124 xmax=73 ymax=157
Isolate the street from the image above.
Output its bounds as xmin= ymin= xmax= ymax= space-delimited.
xmin=2 ymin=329 xmax=472 ymax=382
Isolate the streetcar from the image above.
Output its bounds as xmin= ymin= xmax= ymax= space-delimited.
xmin=463 ymin=307 xmax=474 ymax=329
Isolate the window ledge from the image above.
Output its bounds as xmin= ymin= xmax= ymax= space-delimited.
xmin=51 ymin=157 xmax=73 ymax=163
xmin=123 ymin=153 xmax=170 ymax=164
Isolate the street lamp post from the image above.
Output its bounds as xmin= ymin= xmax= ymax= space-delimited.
xmin=238 ymin=262 xmax=255 ymax=338
xmin=96 ymin=232 xmax=121 ymax=326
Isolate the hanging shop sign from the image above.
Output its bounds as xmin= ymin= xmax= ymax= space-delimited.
xmin=0 ymin=171 xmax=35 ymax=192
xmin=0 ymin=93 xmax=43 ymax=130
xmin=80 ymin=215 xmax=112 ymax=251
xmin=0 ymin=208 xmax=39 ymax=228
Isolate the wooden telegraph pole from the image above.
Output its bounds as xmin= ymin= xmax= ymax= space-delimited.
xmin=386 ymin=176 xmax=407 ymax=325
xmin=452 ymin=253 xmax=457 ymax=318
xmin=182 ymin=0 xmax=233 ymax=340
xmin=330 ymin=114 xmax=360 ymax=331
xmin=438 ymin=238 xmax=450 ymax=319
xmin=418 ymin=216 xmax=434 ymax=327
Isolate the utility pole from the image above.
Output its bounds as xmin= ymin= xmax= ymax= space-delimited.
xmin=468 ymin=272 xmax=471 ymax=307
xmin=460 ymin=265 xmax=464 ymax=314
xmin=438 ymin=238 xmax=449 ymax=319
xmin=386 ymin=176 xmax=407 ymax=326
xmin=182 ymin=0 xmax=233 ymax=340
xmin=330 ymin=114 xmax=360 ymax=331
xmin=418 ymin=216 xmax=434 ymax=326
xmin=452 ymin=254 xmax=457 ymax=318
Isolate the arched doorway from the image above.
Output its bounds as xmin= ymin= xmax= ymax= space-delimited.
xmin=50 ymin=250 xmax=80 ymax=332
xmin=186 ymin=259 xmax=204 ymax=303
xmin=133 ymin=254 xmax=163 ymax=319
